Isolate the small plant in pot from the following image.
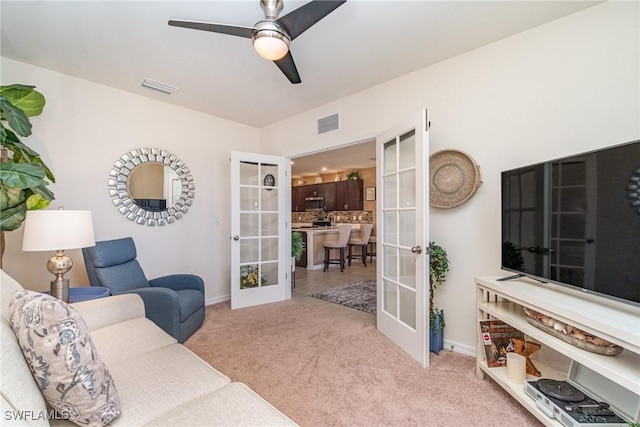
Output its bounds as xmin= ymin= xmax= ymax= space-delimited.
xmin=429 ymin=241 xmax=449 ymax=355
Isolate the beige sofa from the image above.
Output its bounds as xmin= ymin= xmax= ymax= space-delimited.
xmin=1 ymin=270 xmax=296 ymax=426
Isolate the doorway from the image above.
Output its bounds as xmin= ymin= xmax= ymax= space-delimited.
xmin=262 ymin=110 xmax=429 ymax=366
xmin=290 ymin=139 xmax=377 ymax=312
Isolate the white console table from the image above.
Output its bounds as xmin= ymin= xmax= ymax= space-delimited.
xmin=475 ymin=276 xmax=640 ymax=426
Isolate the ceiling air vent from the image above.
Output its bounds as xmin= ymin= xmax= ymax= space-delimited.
xmin=317 ymin=113 xmax=340 ymax=135
xmin=141 ymin=78 xmax=179 ymax=95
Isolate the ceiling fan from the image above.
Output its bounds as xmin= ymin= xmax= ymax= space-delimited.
xmin=168 ymin=0 xmax=346 ymax=84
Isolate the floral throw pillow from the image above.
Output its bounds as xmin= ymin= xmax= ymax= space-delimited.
xmin=9 ymin=290 xmax=121 ymax=427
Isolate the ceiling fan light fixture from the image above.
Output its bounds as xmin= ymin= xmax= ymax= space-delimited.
xmin=168 ymin=0 xmax=346 ymax=83
xmin=252 ymin=29 xmax=289 ymax=61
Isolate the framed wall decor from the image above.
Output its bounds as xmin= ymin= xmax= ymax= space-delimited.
xmin=108 ymin=147 xmax=194 ymax=226
xmin=366 ymin=187 xmax=376 ymax=201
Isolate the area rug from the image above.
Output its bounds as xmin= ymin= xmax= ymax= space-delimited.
xmin=311 ymin=279 xmax=376 ymax=314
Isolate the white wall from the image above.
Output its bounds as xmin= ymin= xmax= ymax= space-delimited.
xmin=260 ymin=2 xmax=640 ymax=353
xmin=1 ymin=59 xmax=260 ymax=304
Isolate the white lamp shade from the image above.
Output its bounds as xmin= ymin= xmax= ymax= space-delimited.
xmin=22 ymin=210 xmax=96 ymax=251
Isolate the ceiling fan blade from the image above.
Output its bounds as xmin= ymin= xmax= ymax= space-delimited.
xmin=168 ymin=19 xmax=254 ymax=39
xmin=276 ymin=0 xmax=346 ymax=41
xmin=274 ymin=51 xmax=301 ymax=84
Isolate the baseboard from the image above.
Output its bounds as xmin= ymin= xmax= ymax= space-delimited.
xmin=442 ymin=339 xmax=476 ymax=357
xmin=205 ymin=294 xmax=230 ymax=306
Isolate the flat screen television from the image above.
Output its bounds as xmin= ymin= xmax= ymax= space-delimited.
xmin=501 ymin=140 xmax=640 ymax=307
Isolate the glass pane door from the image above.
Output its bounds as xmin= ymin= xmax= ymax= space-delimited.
xmin=239 ymin=161 xmax=279 ymax=289
xmin=382 ymin=130 xmax=418 ymax=329
xmin=376 ymin=110 xmax=429 ymax=367
xmin=231 ymin=152 xmax=289 ymax=309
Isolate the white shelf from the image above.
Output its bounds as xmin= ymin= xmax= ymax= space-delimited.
xmin=475 ymin=276 xmax=640 ymax=425
xmin=475 ymin=276 xmax=640 ymax=352
xmin=477 ymin=363 xmax=563 ymax=427
xmin=478 ymin=300 xmax=640 ymax=394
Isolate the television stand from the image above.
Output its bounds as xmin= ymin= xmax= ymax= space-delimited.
xmin=475 ymin=276 xmax=640 ymax=426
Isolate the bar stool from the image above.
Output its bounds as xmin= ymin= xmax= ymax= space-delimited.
xmin=348 ymin=224 xmax=373 ymax=267
xmin=323 ymin=225 xmax=352 ymax=272
xmin=368 ymin=235 xmax=377 ymax=263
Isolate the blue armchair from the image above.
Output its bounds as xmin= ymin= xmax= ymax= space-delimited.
xmin=82 ymin=237 xmax=204 ymax=343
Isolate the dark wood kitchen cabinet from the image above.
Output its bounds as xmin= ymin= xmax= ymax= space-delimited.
xmin=301 ymin=184 xmax=318 ymax=199
xmin=291 ymin=184 xmax=318 ymax=212
xmin=291 ymin=187 xmax=303 ymax=212
xmin=336 ymin=179 xmax=363 ymax=211
xmin=322 ymin=182 xmax=337 ymax=211
xmin=292 ymin=180 xmax=362 ymax=212
xmin=321 ymin=179 xmax=363 ymax=211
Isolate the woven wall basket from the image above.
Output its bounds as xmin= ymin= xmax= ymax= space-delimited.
xmin=429 ymin=149 xmax=482 ymax=208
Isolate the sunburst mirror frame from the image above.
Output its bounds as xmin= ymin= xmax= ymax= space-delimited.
xmin=108 ymin=147 xmax=195 ymax=226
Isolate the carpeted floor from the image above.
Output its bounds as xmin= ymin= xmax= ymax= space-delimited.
xmin=310 ymin=279 xmax=376 ymax=314
xmin=185 ymin=299 xmax=542 ymax=426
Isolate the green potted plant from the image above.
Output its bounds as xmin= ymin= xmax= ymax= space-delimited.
xmin=291 ymin=231 xmax=306 ymax=287
xmin=346 ymin=171 xmax=360 ymax=180
xmin=0 ymin=84 xmax=55 ymax=267
xmin=291 ymin=231 xmax=305 ymax=262
xmin=429 ymin=241 xmax=449 ymax=355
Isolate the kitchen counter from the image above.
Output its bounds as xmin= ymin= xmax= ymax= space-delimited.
xmin=292 ymin=224 xmax=362 ymax=270
xmin=292 ymin=226 xmax=339 ymax=233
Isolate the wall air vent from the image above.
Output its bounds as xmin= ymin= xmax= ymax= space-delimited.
xmin=141 ymin=78 xmax=179 ymax=95
xmin=317 ymin=113 xmax=340 ymax=135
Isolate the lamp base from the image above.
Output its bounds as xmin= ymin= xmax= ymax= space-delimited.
xmin=47 ymin=250 xmax=72 ymax=303
xmin=50 ymin=278 xmax=69 ymax=303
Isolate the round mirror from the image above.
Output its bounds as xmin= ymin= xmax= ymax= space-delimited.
xmin=108 ymin=148 xmax=195 ymax=226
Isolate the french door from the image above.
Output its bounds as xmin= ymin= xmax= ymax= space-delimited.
xmin=230 ymin=152 xmax=290 ymax=309
xmin=376 ymin=110 xmax=430 ymax=367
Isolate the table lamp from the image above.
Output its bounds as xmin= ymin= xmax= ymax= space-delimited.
xmin=22 ymin=208 xmax=96 ymax=303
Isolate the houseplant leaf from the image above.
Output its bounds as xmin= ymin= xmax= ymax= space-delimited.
xmin=25 ymin=192 xmax=51 ymax=210
xmin=0 ymin=185 xmax=24 ymax=210
xmin=0 ymin=115 xmax=55 ymax=183
xmin=1 ymin=128 xmax=42 ymax=159
xmin=9 ymin=150 xmax=56 ymax=183
xmin=292 ymin=231 xmax=306 ymax=261
xmin=0 ymin=202 xmax=27 ymax=231
xmin=0 ymin=162 xmax=47 ymax=189
xmin=0 ymin=84 xmax=45 ymax=117
xmin=0 ymin=96 xmax=32 ymax=138
xmin=27 ymin=184 xmax=55 ymax=203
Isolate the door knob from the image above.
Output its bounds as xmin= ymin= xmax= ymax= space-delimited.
xmin=411 ymin=245 xmax=422 ymax=254
xmin=233 ymin=235 xmax=240 ymax=241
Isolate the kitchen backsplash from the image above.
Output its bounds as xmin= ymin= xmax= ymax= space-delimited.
xmin=292 ymin=211 xmax=373 ymax=224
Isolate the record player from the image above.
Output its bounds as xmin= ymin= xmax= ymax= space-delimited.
xmin=523 ymin=361 xmax=639 ymax=427
xmin=524 ymin=379 xmax=628 ymax=427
